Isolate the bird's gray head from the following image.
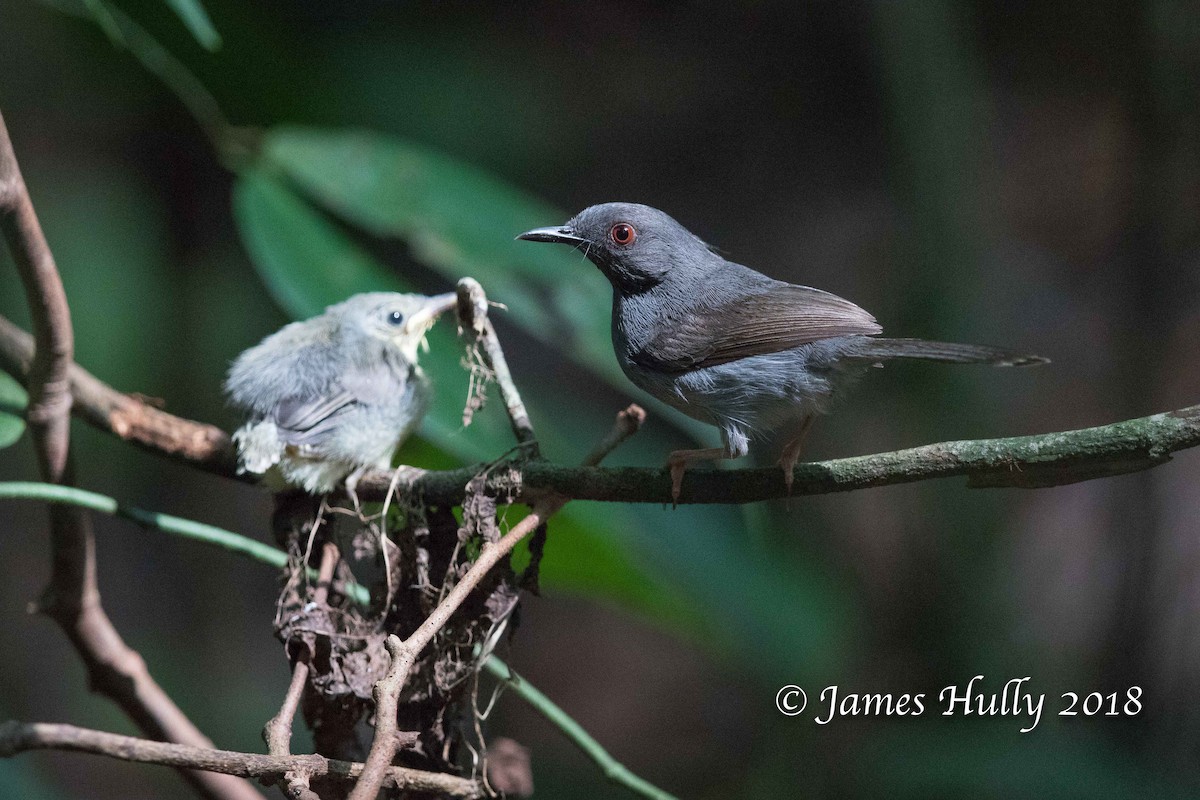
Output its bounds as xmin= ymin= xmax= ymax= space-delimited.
xmin=518 ymin=202 xmax=716 ymax=294
xmin=329 ymin=291 xmax=457 ymax=362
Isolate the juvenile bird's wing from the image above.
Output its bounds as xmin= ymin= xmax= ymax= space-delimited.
xmin=638 ymin=283 xmax=882 ymax=372
xmin=226 ymin=315 xmax=406 ymax=449
xmin=269 ymin=360 xmax=411 ymax=449
xmin=271 ymin=391 xmax=359 ymax=446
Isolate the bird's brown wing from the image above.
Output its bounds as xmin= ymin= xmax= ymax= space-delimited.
xmin=636 ymin=284 xmax=882 ymax=372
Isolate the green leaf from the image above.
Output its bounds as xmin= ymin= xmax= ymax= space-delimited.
xmin=232 ymin=169 xmax=402 ymax=319
xmin=81 ymin=0 xmax=127 ymax=46
xmin=0 ymin=372 xmax=28 ymax=450
xmin=163 ymin=0 xmax=222 ymax=51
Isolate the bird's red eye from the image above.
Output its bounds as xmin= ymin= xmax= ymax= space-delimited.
xmin=610 ymin=223 xmax=636 ymax=245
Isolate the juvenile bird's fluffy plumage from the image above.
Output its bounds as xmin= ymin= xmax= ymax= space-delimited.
xmin=225 ymin=291 xmax=456 ymax=494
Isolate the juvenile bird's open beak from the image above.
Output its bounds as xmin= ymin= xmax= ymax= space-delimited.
xmin=516 ymin=225 xmax=586 ymax=245
xmin=402 ymin=292 xmax=458 ymax=337
xmin=396 ymin=293 xmax=457 ymax=361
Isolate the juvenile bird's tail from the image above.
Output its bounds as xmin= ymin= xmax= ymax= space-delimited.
xmin=856 ymin=338 xmax=1048 ymax=367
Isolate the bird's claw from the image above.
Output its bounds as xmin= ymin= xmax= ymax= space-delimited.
xmin=776 ymin=454 xmax=796 ymax=496
xmin=668 ymin=456 xmax=688 ymax=505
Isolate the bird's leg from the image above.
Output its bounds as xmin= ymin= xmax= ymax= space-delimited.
xmin=777 ymin=415 xmax=815 ymax=494
xmin=344 ymin=466 xmax=368 ymax=518
xmin=667 ymin=447 xmax=736 ymax=504
xmin=303 ymin=496 xmax=330 ymax=570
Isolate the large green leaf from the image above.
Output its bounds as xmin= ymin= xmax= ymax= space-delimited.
xmin=231 ymin=166 xmax=857 ymax=682
xmin=0 ymin=368 xmax=28 ymax=450
xmin=163 ymin=0 xmax=221 ymax=51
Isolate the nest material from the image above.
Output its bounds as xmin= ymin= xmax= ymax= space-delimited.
xmin=270 ymin=474 xmax=524 ymax=777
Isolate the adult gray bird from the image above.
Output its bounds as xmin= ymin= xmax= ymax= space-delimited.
xmin=518 ymin=203 xmax=1045 ymax=501
xmin=225 ymin=292 xmax=457 ymax=500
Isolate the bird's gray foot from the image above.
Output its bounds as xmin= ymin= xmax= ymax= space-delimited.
xmin=777 ymin=415 xmax=815 ymax=495
xmin=667 ymin=447 xmax=733 ymax=504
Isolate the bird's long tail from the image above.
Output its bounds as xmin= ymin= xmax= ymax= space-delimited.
xmin=855 ymin=338 xmax=1048 ymax=367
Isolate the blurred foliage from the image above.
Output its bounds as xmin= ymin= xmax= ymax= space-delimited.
xmin=2 ymin=1 xmax=1199 ymax=798
xmin=0 ymin=374 xmax=26 ymax=450
xmin=162 ymin=0 xmax=220 ymax=51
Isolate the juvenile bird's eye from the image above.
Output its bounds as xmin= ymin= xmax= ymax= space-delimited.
xmin=387 ymin=310 xmax=405 ymax=326
xmin=610 ymin=223 xmax=636 ymax=246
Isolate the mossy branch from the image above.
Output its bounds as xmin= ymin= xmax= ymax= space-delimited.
xmin=3 ymin=309 xmax=1195 ymax=505
xmin=354 ymin=404 xmax=1200 ymax=504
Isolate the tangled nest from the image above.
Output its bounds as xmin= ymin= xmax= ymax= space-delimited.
xmin=271 ymin=462 xmax=526 ymax=779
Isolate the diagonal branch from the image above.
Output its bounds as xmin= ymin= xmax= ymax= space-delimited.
xmin=0 ymin=721 xmax=484 ymax=798
xmin=0 ymin=108 xmax=259 ymax=800
xmin=483 ymin=656 xmax=677 ymax=800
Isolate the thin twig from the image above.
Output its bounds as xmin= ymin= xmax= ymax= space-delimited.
xmin=483 ymin=656 xmax=677 ymax=800
xmin=0 ymin=482 xmax=292 ymax=568
xmin=0 ymin=109 xmax=259 ymax=800
xmin=0 ymin=721 xmax=485 ymax=798
xmin=582 ymin=404 xmax=647 ymax=466
xmin=0 ymin=481 xmax=372 ymax=605
xmin=263 ymin=542 xmax=340 ymax=800
xmin=349 ymin=405 xmax=644 ymax=800
xmin=0 ymin=314 xmax=237 ymax=474
xmin=3 ymin=312 xmax=1198 ymax=505
xmin=264 ymin=663 xmax=314 ymax=758
xmin=456 ymin=277 xmax=539 ymax=455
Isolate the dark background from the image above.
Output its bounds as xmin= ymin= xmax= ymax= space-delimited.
xmin=2 ymin=1 xmax=1199 ymax=797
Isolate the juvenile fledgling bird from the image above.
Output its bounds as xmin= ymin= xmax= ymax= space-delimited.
xmin=225 ymin=292 xmax=457 ymax=500
xmin=518 ymin=203 xmax=1045 ymax=500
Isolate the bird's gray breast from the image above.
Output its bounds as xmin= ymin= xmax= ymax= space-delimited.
xmin=611 ymin=292 xmax=675 ymax=392
xmin=610 ymin=290 xmax=721 ymax=423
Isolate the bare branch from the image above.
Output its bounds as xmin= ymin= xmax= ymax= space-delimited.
xmin=266 ymin=664 xmax=318 ymax=800
xmin=0 ymin=109 xmax=259 ymax=800
xmin=0 ymin=314 xmax=237 ymax=474
xmin=263 ymin=542 xmax=340 ymax=800
xmin=347 ymin=636 xmax=410 ymax=800
xmin=0 ymin=721 xmax=485 ymax=799
xmin=582 ymin=404 xmax=646 ymax=466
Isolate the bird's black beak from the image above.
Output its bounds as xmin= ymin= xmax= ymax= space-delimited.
xmin=516 ymin=225 xmax=586 ymax=245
